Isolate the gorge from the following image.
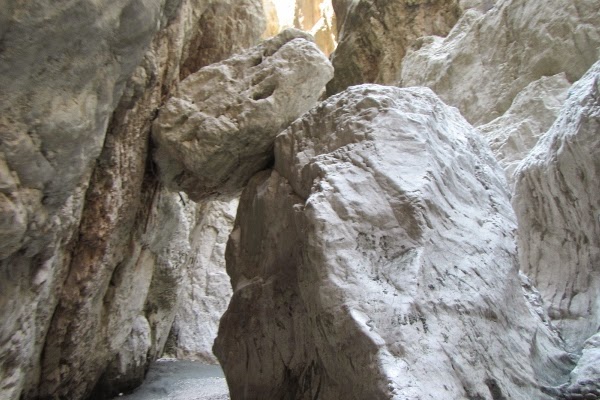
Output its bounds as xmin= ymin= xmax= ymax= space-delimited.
xmin=0 ymin=0 xmax=599 ymax=399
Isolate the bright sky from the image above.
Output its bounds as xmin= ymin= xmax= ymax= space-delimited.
xmin=273 ymin=0 xmax=296 ymax=28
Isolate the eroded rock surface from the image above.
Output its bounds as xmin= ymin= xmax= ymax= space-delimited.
xmin=560 ymin=333 xmax=600 ymax=399
xmin=167 ymin=197 xmax=238 ymax=363
xmin=513 ymin=60 xmax=600 ymax=353
xmin=0 ymin=0 xmax=264 ymax=399
xmin=152 ymin=29 xmax=334 ymax=201
xmin=479 ymin=73 xmax=571 ymax=183
xmin=399 ymin=0 xmax=600 ymax=126
xmin=215 ymin=85 xmax=571 ymax=399
xmin=327 ymin=0 xmax=463 ymax=94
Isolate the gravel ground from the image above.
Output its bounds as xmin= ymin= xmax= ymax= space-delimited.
xmin=113 ymin=359 xmax=229 ymax=400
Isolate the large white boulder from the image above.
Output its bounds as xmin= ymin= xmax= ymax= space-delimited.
xmin=215 ymin=85 xmax=571 ymax=399
xmin=513 ymin=60 xmax=600 ymax=353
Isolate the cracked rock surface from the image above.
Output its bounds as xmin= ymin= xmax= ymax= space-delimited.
xmin=215 ymin=85 xmax=571 ymax=399
xmin=152 ymin=29 xmax=334 ymax=201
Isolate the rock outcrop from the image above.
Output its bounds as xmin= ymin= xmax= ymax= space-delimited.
xmin=399 ymin=0 xmax=600 ymax=126
xmin=152 ymin=29 xmax=334 ymax=201
xmin=327 ymin=0 xmax=463 ymax=95
xmin=167 ymin=197 xmax=238 ymax=363
xmin=215 ymin=85 xmax=571 ymax=399
xmin=0 ymin=1 xmax=264 ymax=399
xmin=479 ymin=73 xmax=571 ymax=183
xmin=513 ymin=60 xmax=600 ymax=354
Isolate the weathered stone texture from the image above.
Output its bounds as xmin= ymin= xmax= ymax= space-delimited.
xmin=152 ymin=29 xmax=334 ymax=201
xmin=399 ymin=0 xmax=600 ymax=126
xmin=215 ymin=85 xmax=571 ymax=399
xmin=167 ymin=197 xmax=238 ymax=363
xmin=513 ymin=60 xmax=600 ymax=353
xmin=479 ymin=73 xmax=571 ymax=183
xmin=327 ymin=0 xmax=463 ymax=95
xmin=0 ymin=0 xmax=264 ymax=399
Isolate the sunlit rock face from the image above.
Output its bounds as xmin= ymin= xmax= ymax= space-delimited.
xmin=327 ymin=0 xmax=463 ymax=95
xmin=399 ymin=0 xmax=600 ymax=126
xmin=513 ymin=60 xmax=600 ymax=355
xmin=152 ymin=29 xmax=334 ymax=201
xmin=0 ymin=0 xmax=264 ymax=399
xmin=215 ymin=85 xmax=571 ymax=400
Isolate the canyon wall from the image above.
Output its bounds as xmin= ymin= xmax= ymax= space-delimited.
xmin=0 ymin=1 xmax=265 ymax=399
xmin=513 ymin=60 xmax=600 ymax=355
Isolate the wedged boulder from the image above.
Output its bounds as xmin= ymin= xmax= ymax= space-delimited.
xmin=215 ymin=85 xmax=571 ymax=399
xmin=399 ymin=0 xmax=600 ymax=126
xmin=327 ymin=0 xmax=463 ymax=95
xmin=167 ymin=196 xmax=238 ymax=363
xmin=513 ymin=60 xmax=600 ymax=353
xmin=479 ymin=73 xmax=571 ymax=183
xmin=152 ymin=29 xmax=334 ymax=201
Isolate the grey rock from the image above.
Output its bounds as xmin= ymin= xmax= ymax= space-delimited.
xmin=513 ymin=60 xmax=600 ymax=353
xmin=0 ymin=0 xmax=265 ymax=399
xmin=152 ymin=29 xmax=334 ymax=201
xmin=399 ymin=0 xmax=600 ymax=126
xmin=167 ymin=197 xmax=238 ymax=363
xmin=479 ymin=73 xmax=571 ymax=184
xmin=327 ymin=0 xmax=463 ymax=95
xmin=215 ymin=85 xmax=571 ymax=399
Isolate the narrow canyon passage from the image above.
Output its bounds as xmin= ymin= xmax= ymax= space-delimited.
xmin=1 ymin=0 xmax=599 ymax=399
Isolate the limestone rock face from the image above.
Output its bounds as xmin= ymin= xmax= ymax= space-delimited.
xmin=399 ymin=0 xmax=600 ymax=126
xmin=561 ymin=333 xmax=600 ymax=398
xmin=0 ymin=0 xmax=264 ymax=399
xmin=0 ymin=1 xmax=167 ymax=398
xmin=479 ymin=73 xmax=571 ymax=183
xmin=294 ymin=0 xmax=337 ymax=56
xmin=167 ymin=197 xmax=238 ymax=363
xmin=152 ymin=29 xmax=334 ymax=201
xmin=327 ymin=0 xmax=462 ymax=94
xmin=215 ymin=85 xmax=570 ymax=399
xmin=513 ymin=60 xmax=600 ymax=353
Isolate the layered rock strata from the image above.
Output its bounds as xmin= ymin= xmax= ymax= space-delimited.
xmin=327 ymin=0 xmax=463 ymax=94
xmin=215 ymin=85 xmax=571 ymax=399
xmin=152 ymin=29 xmax=334 ymax=201
xmin=513 ymin=60 xmax=600 ymax=354
xmin=0 ymin=1 xmax=264 ymax=399
xmin=399 ymin=0 xmax=600 ymax=126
